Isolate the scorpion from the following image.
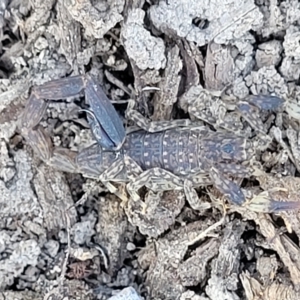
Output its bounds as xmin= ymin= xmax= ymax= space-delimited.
xmin=20 ymin=74 xmax=300 ymax=213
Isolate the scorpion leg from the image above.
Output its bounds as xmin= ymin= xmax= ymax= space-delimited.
xmin=183 ymin=179 xmax=210 ymax=211
xmin=125 ymin=159 xmax=300 ymax=213
xmin=97 ymin=158 xmax=128 ymax=201
xmin=123 ymin=155 xmax=202 ymax=195
xmin=126 ymin=100 xmax=193 ymax=132
xmin=185 ymin=166 xmax=251 ymax=209
xmin=126 ymin=167 xmax=185 ymax=201
xmin=209 ymin=167 xmax=246 ymax=206
xmin=125 ymin=166 xmax=206 ymax=210
xmin=123 ymin=154 xmax=144 ymax=180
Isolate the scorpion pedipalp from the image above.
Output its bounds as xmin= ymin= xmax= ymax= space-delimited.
xmin=84 ymin=74 xmax=126 ymax=150
xmin=21 ymin=74 xmax=126 ymax=153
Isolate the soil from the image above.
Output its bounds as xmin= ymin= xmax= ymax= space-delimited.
xmin=1 ymin=0 xmax=300 ymax=299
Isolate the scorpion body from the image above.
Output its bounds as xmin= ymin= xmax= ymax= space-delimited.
xmin=77 ymin=128 xmax=252 ymax=180
xmin=20 ymin=74 xmax=300 ymax=213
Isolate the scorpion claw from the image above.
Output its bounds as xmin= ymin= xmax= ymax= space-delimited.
xmin=24 ymin=74 xmax=126 ymax=152
xmin=246 ymin=95 xmax=285 ymax=111
xmin=85 ymin=75 xmax=125 ymax=150
xmin=237 ymin=102 xmax=265 ymax=134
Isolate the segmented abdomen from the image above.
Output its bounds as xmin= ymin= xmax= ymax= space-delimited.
xmin=123 ymin=128 xmax=249 ymax=176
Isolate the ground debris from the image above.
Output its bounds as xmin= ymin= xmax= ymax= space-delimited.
xmin=0 ymin=290 xmax=43 ymax=300
xmin=24 ymin=0 xmax=56 ymax=34
xmin=206 ymin=220 xmax=244 ymax=300
xmin=53 ymin=0 xmax=82 ymax=72
xmin=204 ymin=42 xmax=236 ymax=91
xmin=233 ymin=193 xmax=300 ymax=289
xmin=0 ymin=139 xmax=15 ymax=182
xmin=245 ymin=65 xmax=288 ymax=97
xmin=125 ymin=190 xmax=185 ymax=238
xmin=65 ymin=0 xmax=124 ymax=39
xmin=33 ymin=164 xmax=77 ymax=231
xmin=241 ymin=271 xmax=300 ymax=300
xmin=152 ymin=44 xmax=182 ymax=121
xmin=0 ymin=149 xmax=41 ymax=220
xmin=255 ymin=40 xmax=283 ymax=69
xmin=259 ymin=0 xmax=300 ymax=37
xmin=0 ymin=239 xmax=41 ymax=289
xmin=96 ymin=194 xmax=133 ymax=275
xmin=41 ymin=279 xmax=93 ymax=300
xmin=108 ymin=287 xmax=142 ymax=300
xmin=145 ymin=218 xmax=222 ymax=299
xmin=149 ymin=0 xmax=263 ymax=46
xmin=2 ymin=0 xmax=300 ymax=298
xmin=121 ymin=8 xmax=166 ymax=71
xmin=280 ymin=25 xmax=300 ymax=81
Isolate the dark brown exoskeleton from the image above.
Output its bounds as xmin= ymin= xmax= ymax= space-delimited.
xmin=20 ymin=75 xmax=300 ymax=213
